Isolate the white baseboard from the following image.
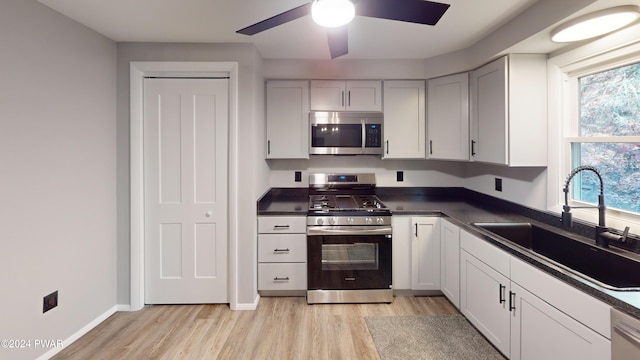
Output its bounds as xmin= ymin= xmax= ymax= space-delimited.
xmin=37 ymin=305 xmax=117 ymax=360
xmin=116 ymin=304 xmax=132 ymax=312
xmin=231 ymin=294 xmax=260 ymax=310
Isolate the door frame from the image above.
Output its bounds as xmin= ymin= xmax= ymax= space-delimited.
xmin=129 ymin=61 xmax=239 ymax=311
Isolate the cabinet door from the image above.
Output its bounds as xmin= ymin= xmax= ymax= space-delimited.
xmin=440 ymin=219 xmax=460 ymax=308
xmin=510 ymin=283 xmax=611 ymax=360
xmin=346 ymin=80 xmax=382 ymax=111
xmin=411 ymin=217 xmax=440 ymax=291
xmin=427 ymin=73 xmax=469 ymax=161
xmin=460 ymin=249 xmax=511 ymax=357
xmin=470 ymin=56 xmax=508 ymax=165
xmin=383 ymin=80 xmax=426 ymax=159
xmin=266 ymin=81 xmax=309 ymax=159
xmin=310 ymin=80 xmax=346 ymax=111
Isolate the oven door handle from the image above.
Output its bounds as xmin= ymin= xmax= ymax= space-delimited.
xmin=307 ymin=226 xmax=392 ymax=236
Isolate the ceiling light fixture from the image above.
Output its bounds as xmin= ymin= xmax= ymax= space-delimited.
xmin=550 ymin=5 xmax=640 ymax=42
xmin=311 ymin=0 xmax=355 ymax=28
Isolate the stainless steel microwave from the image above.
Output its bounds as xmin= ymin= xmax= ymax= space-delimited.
xmin=309 ymin=112 xmax=383 ymax=155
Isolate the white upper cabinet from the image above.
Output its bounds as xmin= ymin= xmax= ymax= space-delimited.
xmin=470 ymin=54 xmax=547 ymax=166
xmin=265 ymin=80 xmax=310 ymax=159
xmin=427 ymin=73 xmax=469 ymax=161
xmin=383 ymin=80 xmax=426 ymax=159
xmin=310 ymin=80 xmax=382 ymax=111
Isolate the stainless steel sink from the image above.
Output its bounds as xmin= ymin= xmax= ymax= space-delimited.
xmin=474 ymin=222 xmax=640 ymax=291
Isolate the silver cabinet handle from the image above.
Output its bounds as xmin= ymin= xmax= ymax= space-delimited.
xmin=348 ymin=90 xmax=351 ymax=107
xmin=614 ymin=322 xmax=640 ymax=346
xmin=273 ymin=225 xmax=290 ymax=230
xmin=471 ymin=140 xmax=476 ymax=156
xmin=267 ymin=140 xmax=271 ymax=155
xmin=273 ymin=248 xmax=290 ymax=252
xmin=386 ymin=140 xmax=389 ymax=155
xmin=429 ymin=140 xmax=433 ymax=155
xmin=341 ymin=91 xmax=345 ymax=107
xmin=273 ymin=276 xmax=290 ymax=281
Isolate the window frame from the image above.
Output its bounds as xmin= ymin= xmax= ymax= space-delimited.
xmin=548 ymin=25 xmax=640 ymax=231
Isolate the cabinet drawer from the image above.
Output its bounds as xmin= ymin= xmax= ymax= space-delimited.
xmin=258 ymin=216 xmax=306 ymax=234
xmin=258 ymin=263 xmax=307 ymax=290
xmin=258 ymin=234 xmax=307 ymax=262
xmin=460 ymin=229 xmax=510 ymax=276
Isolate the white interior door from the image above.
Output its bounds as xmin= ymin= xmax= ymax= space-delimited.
xmin=144 ymin=78 xmax=228 ymax=304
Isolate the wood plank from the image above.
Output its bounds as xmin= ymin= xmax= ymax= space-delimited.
xmin=53 ymin=296 xmax=458 ymax=359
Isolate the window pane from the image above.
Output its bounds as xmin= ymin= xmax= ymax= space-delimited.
xmin=571 ymin=142 xmax=640 ymax=213
xmin=579 ymin=63 xmax=640 ymax=136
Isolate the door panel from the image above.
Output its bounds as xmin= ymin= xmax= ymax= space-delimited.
xmin=144 ymin=78 xmax=228 ymax=304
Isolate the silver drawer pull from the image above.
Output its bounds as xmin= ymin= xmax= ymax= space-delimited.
xmin=345 ymin=277 xmax=356 ymax=281
xmin=614 ymin=322 xmax=640 ymax=346
xmin=273 ymin=248 xmax=290 ymax=252
xmin=273 ymin=276 xmax=290 ymax=281
xmin=273 ymin=225 xmax=290 ymax=230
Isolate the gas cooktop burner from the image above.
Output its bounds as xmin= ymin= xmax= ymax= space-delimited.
xmin=308 ymin=194 xmax=388 ymax=212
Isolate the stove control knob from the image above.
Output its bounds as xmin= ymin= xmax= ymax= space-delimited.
xmin=365 ymin=217 xmax=373 ymax=225
xmin=316 ymin=218 xmax=324 ymax=225
xmin=347 ymin=217 xmax=355 ymax=225
xmin=376 ymin=217 xmax=385 ymax=225
xmin=328 ymin=217 xmax=336 ymax=225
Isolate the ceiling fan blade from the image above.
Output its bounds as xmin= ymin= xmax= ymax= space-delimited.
xmin=237 ymin=3 xmax=312 ymax=35
xmin=356 ymin=0 xmax=450 ymax=26
xmin=327 ymin=26 xmax=349 ymax=59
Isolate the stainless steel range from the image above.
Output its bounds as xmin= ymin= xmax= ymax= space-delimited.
xmin=306 ymin=173 xmax=392 ymax=304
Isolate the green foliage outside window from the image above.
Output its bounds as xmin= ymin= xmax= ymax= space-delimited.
xmin=576 ymin=62 xmax=640 ymax=213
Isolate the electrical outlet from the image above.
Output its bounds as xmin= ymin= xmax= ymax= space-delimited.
xmin=397 ymin=171 xmax=404 ymax=182
xmin=294 ymin=171 xmax=302 ymax=182
xmin=43 ymin=291 xmax=58 ymax=313
xmin=495 ymin=178 xmax=503 ymax=192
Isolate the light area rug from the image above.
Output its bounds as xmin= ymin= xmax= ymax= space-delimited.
xmin=365 ymin=315 xmax=505 ymax=360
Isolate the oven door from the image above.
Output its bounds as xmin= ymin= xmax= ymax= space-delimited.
xmin=307 ymin=229 xmax=392 ymax=290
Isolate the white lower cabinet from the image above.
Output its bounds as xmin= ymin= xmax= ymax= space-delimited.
xmin=258 ymin=263 xmax=307 ymax=291
xmin=510 ymin=282 xmax=610 ymax=360
xmin=258 ymin=216 xmax=307 ymax=294
xmin=391 ymin=216 xmax=441 ymax=292
xmin=411 ymin=217 xmax=441 ymax=291
xmin=461 ymin=229 xmax=611 ymax=359
xmin=440 ymin=219 xmax=460 ymax=308
xmin=460 ymin=248 xmax=511 ymax=355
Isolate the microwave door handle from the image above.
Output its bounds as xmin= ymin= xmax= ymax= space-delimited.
xmin=361 ymin=120 xmax=366 ymax=154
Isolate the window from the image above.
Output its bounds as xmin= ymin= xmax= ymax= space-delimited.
xmin=569 ymin=62 xmax=640 ymax=214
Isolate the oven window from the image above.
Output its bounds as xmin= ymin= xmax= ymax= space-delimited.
xmin=321 ymin=243 xmax=379 ymax=271
xmin=311 ymin=124 xmax=362 ymax=147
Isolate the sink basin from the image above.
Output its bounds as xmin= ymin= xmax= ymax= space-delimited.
xmin=474 ymin=222 xmax=640 ymax=290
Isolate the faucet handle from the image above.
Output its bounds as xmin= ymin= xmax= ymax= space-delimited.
xmin=621 ymin=226 xmax=630 ymax=243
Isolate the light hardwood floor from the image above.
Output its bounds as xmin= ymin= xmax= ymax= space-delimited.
xmin=53 ymin=296 xmax=458 ymax=360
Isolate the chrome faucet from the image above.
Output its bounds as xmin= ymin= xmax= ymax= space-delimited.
xmin=561 ymin=165 xmax=629 ymax=247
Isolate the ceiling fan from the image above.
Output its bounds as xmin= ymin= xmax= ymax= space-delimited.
xmin=236 ymin=0 xmax=450 ymax=59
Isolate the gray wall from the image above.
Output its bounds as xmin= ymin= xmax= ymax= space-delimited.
xmin=0 ymin=1 xmax=117 ymax=359
xmin=116 ymin=43 xmax=268 ymax=306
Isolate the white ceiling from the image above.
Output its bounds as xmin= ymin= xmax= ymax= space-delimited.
xmin=38 ymin=0 xmax=543 ymax=59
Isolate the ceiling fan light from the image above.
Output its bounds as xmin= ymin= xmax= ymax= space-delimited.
xmin=551 ymin=5 xmax=640 ymax=43
xmin=311 ymin=0 xmax=355 ymax=28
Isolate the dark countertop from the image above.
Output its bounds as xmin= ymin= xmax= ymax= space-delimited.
xmin=257 ymin=187 xmax=640 ymax=318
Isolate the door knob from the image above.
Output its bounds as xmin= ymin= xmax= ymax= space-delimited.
xmin=205 ymin=211 xmax=213 ymax=217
